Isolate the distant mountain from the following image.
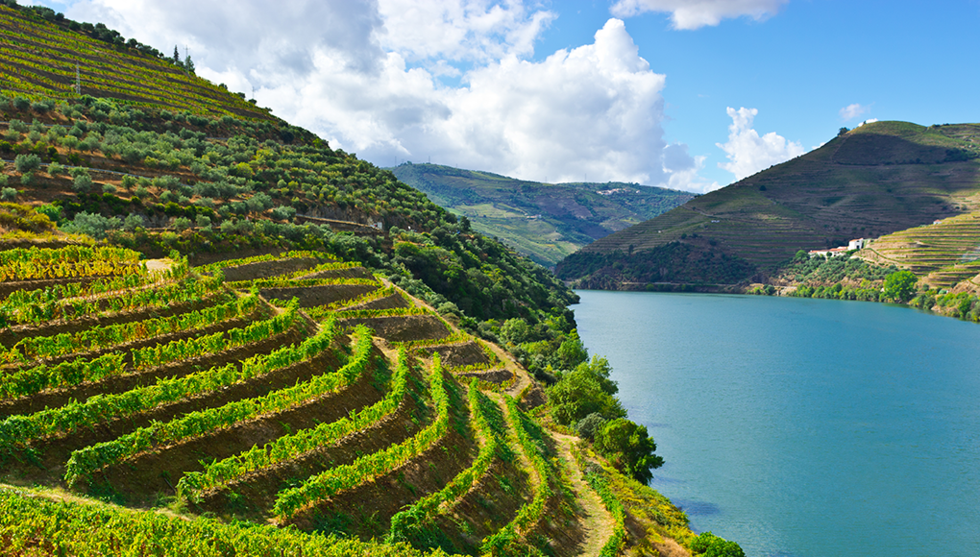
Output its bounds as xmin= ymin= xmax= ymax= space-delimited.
xmin=390 ymin=162 xmax=694 ymax=266
xmin=557 ymin=121 xmax=980 ymax=288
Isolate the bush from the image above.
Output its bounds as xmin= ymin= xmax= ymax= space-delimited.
xmin=594 ymin=418 xmax=663 ymax=484
xmin=20 ymin=172 xmax=34 ymax=186
xmin=102 ymin=184 xmax=117 ymax=194
xmin=195 ymin=215 xmax=211 ymax=228
xmin=14 ymin=153 xmax=41 ymax=174
xmin=60 ymin=212 xmax=122 ymax=239
xmin=134 ymin=186 xmax=149 ymax=199
xmin=172 ymin=216 xmax=192 ymax=231
xmin=0 ymin=175 xmax=6 ymax=187
xmin=691 ymin=532 xmax=744 ymax=557
xmin=123 ymin=214 xmax=145 ymax=231
xmin=575 ymin=413 xmax=606 ymax=441
xmin=72 ymin=174 xmax=93 ymax=193
xmin=47 ymin=161 xmax=64 ymax=176
xmin=0 ymin=188 xmax=17 ymax=202
xmin=12 ymin=96 xmax=30 ymax=111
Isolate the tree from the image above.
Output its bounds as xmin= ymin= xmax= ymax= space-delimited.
xmin=172 ymin=45 xmax=180 ymax=63
xmin=547 ymin=367 xmax=625 ymax=426
xmin=593 ymin=418 xmax=663 ymax=484
xmin=14 ymin=153 xmax=41 ymax=174
xmin=882 ymin=270 xmax=918 ymax=303
xmin=838 ymin=127 xmax=849 ymax=136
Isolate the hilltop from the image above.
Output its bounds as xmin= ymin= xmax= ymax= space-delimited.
xmin=391 ymin=162 xmax=693 ymax=267
xmin=558 ymin=121 xmax=980 ymax=288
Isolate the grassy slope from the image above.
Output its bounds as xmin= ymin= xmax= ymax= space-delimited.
xmin=391 ymin=162 xmax=693 ymax=266
xmin=560 ymin=121 xmax=980 ymax=285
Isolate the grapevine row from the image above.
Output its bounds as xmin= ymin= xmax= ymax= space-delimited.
xmin=584 ymin=463 xmax=627 ymax=557
xmin=227 ymin=277 xmax=378 ymax=289
xmin=273 ymin=354 xmax=452 ymax=520
xmin=0 ymin=291 xmax=283 ymax=401
xmin=333 ymin=306 xmax=428 ymax=320
xmin=0 ymin=274 xmax=222 ymax=328
xmin=481 ymin=396 xmax=554 ymax=554
xmin=0 ymin=290 xmax=256 ymax=363
xmin=0 ymin=487 xmax=427 ymax=557
xmin=177 ymin=344 xmax=410 ymax=500
xmin=0 ymin=313 xmax=336 ymax=452
xmin=63 ymin=319 xmax=358 ymax=487
xmin=388 ymin=384 xmax=502 ymax=543
xmin=196 ymin=251 xmax=330 ymax=275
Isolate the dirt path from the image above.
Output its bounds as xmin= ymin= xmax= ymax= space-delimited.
xmin=552 ymin=432 xmax=616 ymax=557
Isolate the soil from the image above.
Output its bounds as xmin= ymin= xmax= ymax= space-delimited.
xmin=221 ymin=258 xmax=321 ymax=282
xmin=259 ymin=284 xmax=379 ymax=308
xmin=455 ymin=369 xmax=512 ymax=385
xmin=343 ymin=293 xmax=411 ymax=311
xmin=338 ymin=315 xmax=451 ymax=343
xmin=552 ymin=433 xmax=616 ymax=557
xmin=419 ymin=341 xmax=490 ymax=369
xmin=299 ymin=267 xmax=376 ymax=281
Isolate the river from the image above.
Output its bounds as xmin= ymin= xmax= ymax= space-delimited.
xmin=573 ymin=291 xmax=980 ymax=557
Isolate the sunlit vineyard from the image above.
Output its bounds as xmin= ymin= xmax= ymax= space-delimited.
xmin=0 ymin=245 xmax=694 ymax=556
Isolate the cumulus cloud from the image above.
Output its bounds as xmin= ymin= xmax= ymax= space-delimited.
xmin=856 ymin=118 xmax=879 ymax=127
xmin=716 ymin=107 xmax=804 ymax=181
xmin=839 ymin=102 xmax=871 ymax=121
xmin=57 ymin=1 xmax=708 ymax=190
xmin=609 ymin=0 xmax=787 ymax=29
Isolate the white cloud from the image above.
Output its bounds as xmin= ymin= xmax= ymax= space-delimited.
xmin=609 ymin=0 xmax=787 ymax=29
xmin=716 ymin=107 xmax=804 ymax=181
xmin=856 ymin=118 xmax=879 ymax=128
xmin=55 ymin=1 xmax=709 ymax=191
xmin=839 ymin=102 xmax=871 ymax=121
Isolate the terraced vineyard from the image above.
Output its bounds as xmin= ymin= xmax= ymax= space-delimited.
xmin=858 ymin=212 xmax=980 ymax=290
xmin=0 ymin=3 xmax=272 ymax=119
xmin=0 ymin=245 xmax=693 ymax=556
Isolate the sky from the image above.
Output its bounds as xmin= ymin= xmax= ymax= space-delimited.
xmin=19 ymin=0 xmax=980 ymax=192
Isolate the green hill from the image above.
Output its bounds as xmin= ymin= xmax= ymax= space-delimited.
xmin=0 ymin=5 xmax=720 ymax=556
xmin=391 ymin=162 xmax=693 ymax=267
xmin=557 ymin=121 xmax=980 ymax=288
xmin=0 ymin=2 xmax=273 ymax=120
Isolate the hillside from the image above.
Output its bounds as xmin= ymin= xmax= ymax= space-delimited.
xmin=0 ymin=246 xmax=696 ymax=556
xmin=0 ymin=2 xmax=273 ymax=120
xmin=0 ymin=6 xmax=731 ymax=556
xmin=558 ymin=121 xmax=980 ymax=288
xmin=391 ymin=163 xmax=693 ymax=267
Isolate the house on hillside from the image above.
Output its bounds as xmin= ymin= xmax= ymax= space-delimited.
xmin=848 ymin=238 xmax=868 ymax=250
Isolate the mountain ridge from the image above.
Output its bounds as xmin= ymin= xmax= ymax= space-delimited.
xmin=391 ymin=162 xmax=694 ymax=266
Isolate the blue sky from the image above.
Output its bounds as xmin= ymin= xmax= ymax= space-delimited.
xmin=21 ymin=0 xmax=980 ymax=192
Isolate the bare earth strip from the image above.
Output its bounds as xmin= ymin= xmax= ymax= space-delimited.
xmin=553 ymin=432 xmax=616 ymax=557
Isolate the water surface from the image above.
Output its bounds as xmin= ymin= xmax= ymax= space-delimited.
xmin=573 ymin=291 xmax=980 ymax=557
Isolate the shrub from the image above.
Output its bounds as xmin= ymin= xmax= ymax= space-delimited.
xmin=172 ymin=216 xmax=192 ymax=231
xmin=12 ymin=97 xmax=30 ymax=111
xmin=14 ymin=153 xmax=41 ymax=174
xmin=594 ymin=418 xmax=663 ymax=484
xmin=1 ymin=188 xmax=17 ymax=202
xmin=123 ymin=214 xmax=145 ymax=231
xmin=134 ymin=186 xmax=149 ymax=199
xmin=102 ymin=184 xmax=117 ymax=194
xmin=20 ymin=172 xmax=34 ymax=186
xmin=195 ymin=215 xmax=211 ymax=228
xmin=73 ymin=174 xmax=94 ymax=193
xmin=47 ymin=161 xmax=64 ymax=176
xmin=60 ymin=212 xmax=122 ymax=239
xmin=575 ymin=413 xmax=606 ymax=441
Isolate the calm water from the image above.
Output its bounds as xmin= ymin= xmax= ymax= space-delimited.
xmin=573 ymin=291 xmax=980 ymax=557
